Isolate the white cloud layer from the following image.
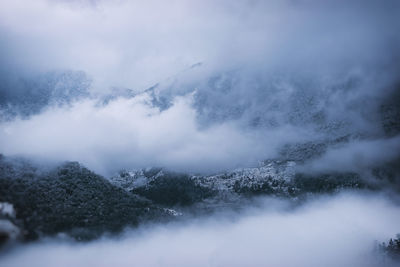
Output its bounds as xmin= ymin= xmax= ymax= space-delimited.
xmin=0 ymin=93 xmax=305 ymax=174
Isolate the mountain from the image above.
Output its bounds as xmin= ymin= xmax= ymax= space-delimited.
xmin=109 ymin=159 xmax=383 ymax=217
xmin=0 ymin=155 xmax=172 ymax=241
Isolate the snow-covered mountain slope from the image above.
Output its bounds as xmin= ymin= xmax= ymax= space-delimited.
xmin=109 ymin=159 xmax=370 ymax=208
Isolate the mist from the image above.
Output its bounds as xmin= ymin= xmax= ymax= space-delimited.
xmin=301 ymin=136 xmax=400 ymax=173
xmin=1 ymin=193 xmax=399 ymax=267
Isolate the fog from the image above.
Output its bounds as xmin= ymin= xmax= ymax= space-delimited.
xmin=0 ymin=193 xmax=399 ymax=267
xmin=0 ymin=93 xmax=308 ymax=174
xmin=303 ymin=136 xmax=400 ymax=173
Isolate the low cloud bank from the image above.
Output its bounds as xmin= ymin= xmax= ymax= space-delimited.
xmin=1 ymin=192 xmax=399 ymax=267
xmin=0 ymin=94 xmax=302 ymax=174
